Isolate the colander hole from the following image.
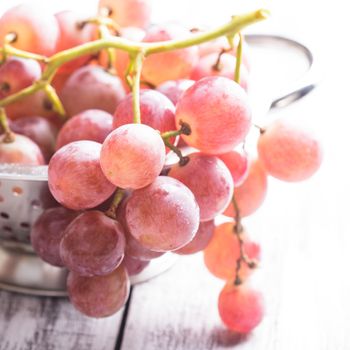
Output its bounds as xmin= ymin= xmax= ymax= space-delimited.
xmin=31 ymin=199 xmax=41 ymax=209
xmin=3 ymin=226 xmax=12 ymax=232
xmin=20 ymin=222 xmax=30 ymax=229
xmin=0 ymin=212 xmax=9 ymax=219
xmin=12 ymin=187 xmax=23 ymax=196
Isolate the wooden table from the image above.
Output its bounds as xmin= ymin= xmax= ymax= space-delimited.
xmin=1 ymin=0 xmax=350 ymax=349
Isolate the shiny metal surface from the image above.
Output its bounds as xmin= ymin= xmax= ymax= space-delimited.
xmin=0 ymin=34 xmax=318 ymax=296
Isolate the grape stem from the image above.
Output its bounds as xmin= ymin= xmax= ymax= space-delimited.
xmin=0 ymin=9 xmax=269 ymax=123
xmin=105 ymin=188 xmax=126 ymax=219
xmin=161 ymin=122 xmax=191 ymax=139
xmin=234 ymin=32 xmax=243 ymax=84
xmin=0 ymin=107 xmax=15 ymax=143
xmin=232 ymin=195 xmax=258 ymax=286
xmin=43 ymin=84 xmax=67 ymax=118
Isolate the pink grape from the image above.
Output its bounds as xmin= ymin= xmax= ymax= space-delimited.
xmin=0 ymin=3 xmax=59 ymax=56
xmin=224 ymin=159 xmax=268 ymax=218
xmin=168 ymin=153 xmax=234 ymax=221
xmin=258 ymin=119 xmax=323 ymax=182
xmin=0 ymin=133 xmax=44 ymax=165
xmin=48 ymin=140 xmax=116 ymax=210
xmin=156 ymin=79 xmax=194 ymax=106
xmin=60 ymin=66 xmax=126 ymax=116
xmin=100 ymin=124 xmax=166 ymax=189
xmin=56 ymin=109 xmax=113 ymax=150
xmin=218 ymin=149 xmax=249 ymax=187
xmin=0 ymin=57 xmax=41 ymax=99
xmin=175 ymin=76 xmax=251 ymax=154
xmin=204 ymin=222 xmax=260 ymax=280
xmin=116 ymin=197 xmax=164 ymax=260
xmin=11 ymin=116 xmax=57 ymax=162
xmin=190 ymin=52 xmax=249 ymax=91
xmin=218 ymin=283 xmax=264 ymax=333
xmin=60 ymin=211 xmax=125 ymax=276
xmin=174 ymin=220 xmax=215 ymax=255
xmin=67 ymin=266 xmax=130 ymax=318
xmin=55 ymin=10 xmax=95 ymax=73
xmin=30 ymin=207 xmax=80 ymax=267
xmin=126 ymin=176 xmax=200 ymax=252
xmin=112 ymin=89 xmax=176 ymax=149
xmin=98 ymin=0 xmax=151 ymax=28
xmin=141 ymin=24 xmax=199 ymax=86
xmin=123 ymin=255 xmax=150 ymax=276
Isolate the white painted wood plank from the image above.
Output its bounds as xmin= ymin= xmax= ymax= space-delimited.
xmin=0 ymin=291 xmax=123 ymax=350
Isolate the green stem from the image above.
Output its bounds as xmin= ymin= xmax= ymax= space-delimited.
xmin=161 ymin=122 xmax=191 ymax=139
xmin=163 ymin=138 xmax=189 ymax=166
xmin=43 ymin=84 xmax=67 ymax=119
xmin=0 ymin=82 xmax=42 ymax=108
xmin=3 ymin=45 xmax=48 ymax=63
xmin=98 ymin=25 xmax=117 ymax=74
xmin=105 ymin=188 xmax=126 ymax=219
xmin=0 ymin=108 xmax=14 ymax=143
xmin=130 ymin=52 xmax=144 ymax=124
xmin=234 ymin=32 xmax=243 ymax=84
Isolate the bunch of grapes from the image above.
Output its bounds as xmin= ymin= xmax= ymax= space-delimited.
xmin=0 ymin=0 xmax=322 ymax=334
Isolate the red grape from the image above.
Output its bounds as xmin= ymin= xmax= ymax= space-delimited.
xmin=67 ymin=266 xmax=130 ymax=318
xmin=30 ymin=207 xmax=80 ymax=267
xmin=0 ymin=133 xmax=44 ymax=165
xmin=190 ymin=52 xmax=249 ymax=91
xmin=126 ymin=176 xmax=199 ymax=251
xmin=174 ymin=220 xmax=215 ymax=255
xmin=141 ymin=24 xmax=199 ymax=86
xmin=258 ymin=119 xmax=323 ymax=182
xmin=48 ymin=140 xmax=116 ymax=210
xmin=98 ymin=0 xmax=152 ymax=28
xmin=100 ymin=123 xmax=166 ymax=189
xmin=168 ymin=152 xmax=234 ymax=221
xmin=218 ymin=149 xmax=249 ymax=187
xmin=224 ymin=159 xmax=268 ymax=218
xmin=156 ymin=79 xmax=194 ymax=106
xmin=0 ymin=57 xmax=41 ymax=99
xmin=56 ymin=109 xmax=113 ymax=150
xmin=175 ymin=76 xmax=251 ymax=154
xmin=11 ymin=116 xmax=57 ymax=162
xmin=204 ymin=222 xmax=260 ymax=280
xmin=60 ymin=66 xmax=125 ymax=116
xmin=55 ymin=10 xmax=95 ymax=73
xmin=113 ymin=89 xmax=176 ymax=148
xmin=218 ymin=283 xmax=264 ymax=333
xmin=60 ymin=210 xmax=125 ymax=276
xmin=123 ymin=255 xmax=150 ymax=276
xmin=0 ymin=3 xmax=59 ymax=56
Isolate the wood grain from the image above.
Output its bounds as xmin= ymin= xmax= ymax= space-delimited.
xmin=0 ymin=291 xmax=123 ymax=350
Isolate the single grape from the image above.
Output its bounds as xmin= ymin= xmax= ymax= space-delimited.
xmin=60 ymin=211 xmax=125 ymax=276
xmin=67 ymin=266 xmax=130 ymax=318
xmin=0 ymin=57 xmax=41 ymax=100
xmin=204 ymin=222 xmax=260 ymax=280
xmin=218 ymin=149 xmax=249 ymax=187
xmin=123 ymin=254 xmax=150 ymax=276
xmin=141 ymin=24 xmax=199 ymax=86
xmin=174 ymin=220 xmax=215 ymax=255
xmin=224 ymin=159 xmax=267 ymax=218
xmin=113 ymin=90 xmax=176 ymax=149
xmin=169 ymin=153 xmax=234 ymax=221
xmin=0 ymin=3 xmax=59 ymax=56
xmin=48 ymin=140 xmax=116 ymax=210
xmin=156 ymin=79 xmax=194 ymax=106
xmin=0 ymin=133 xmax=44 ymax=165
xmin=190 ymin=52 xmax=249 ymax=91
xmin=55 ymin=10 xmax=95 ymax=73
xmin=175 ymin=76 xmax=251 ymax=154
xmin=60 ymin=66 xmax=126 ymax=116
xmin=126 ymin=176 xmax=199 ymax=252
xmin=30 ymin=207 xmax=80 ymax=267
xmin=218 ymin=283 xmax=264 ymax=334
xmin=56 ymin=109 xmax=113 ymax=150
xmin=116 ymin=196 xmax=164 ymax=260
xmin=11 ymin=116 xmax=57 ymax=162
xmin=258 ymin=119 xmax=323 ymax=182
xmin=98 ymin=0 xmax=152 ymax=28
xmin=100 ymin=123 xmax=166 ymax=189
